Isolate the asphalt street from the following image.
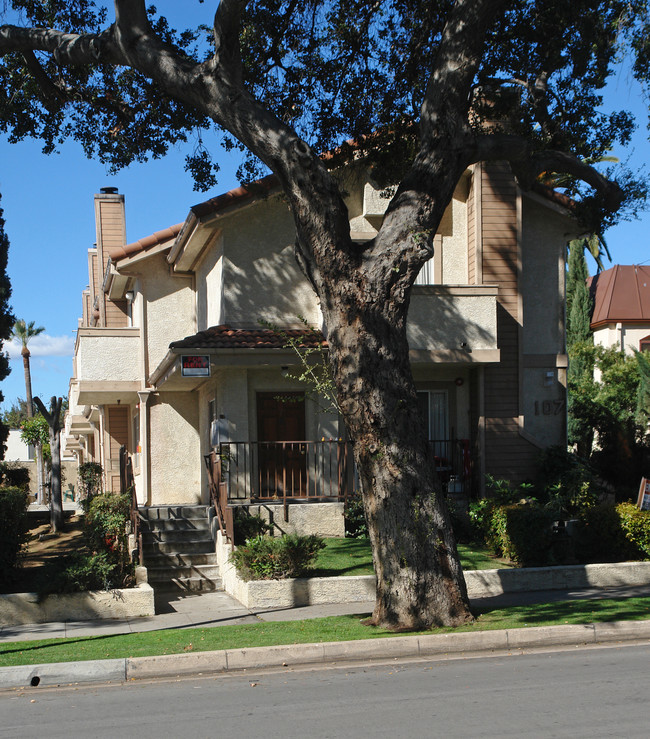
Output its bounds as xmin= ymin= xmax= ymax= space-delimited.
xmin=2 ymin=642 xmax=649 ymax=738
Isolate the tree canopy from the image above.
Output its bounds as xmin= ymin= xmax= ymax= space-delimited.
xmin=0 ymin=1 xmax=647 ymax=226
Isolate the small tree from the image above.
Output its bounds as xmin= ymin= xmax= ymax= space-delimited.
xmin=566 ymin=240 xmax=595 ymax=457
xmin=33 ymin=396 xmax=63 ymax=532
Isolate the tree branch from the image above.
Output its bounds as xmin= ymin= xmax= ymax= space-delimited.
xmin=212 ymin=0 xmax=249 ymax=84
xmin=473 ymin=133 xmax=624 ymax=210
xmin=420 ymin=0 xmax=510 ymax=142
xmin=0 ymin=24 xmax=120 ymax=65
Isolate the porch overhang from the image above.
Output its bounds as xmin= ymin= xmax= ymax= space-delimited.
xmin=77 ymin=381 xmax=141 ymax=405
xmin=409 ymin=348 xmax=501 ymax=365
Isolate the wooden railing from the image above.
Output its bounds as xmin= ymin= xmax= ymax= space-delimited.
xmin=204 ymin=450 xmax=235 ymax=542
xmin=120 ymin=445 xmax=143 ymax=566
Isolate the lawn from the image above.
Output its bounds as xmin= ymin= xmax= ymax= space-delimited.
xmin=2 ymin=596 xmax=649 ymax=667
xmin=310 ymin=538 xmax=513 ymax=577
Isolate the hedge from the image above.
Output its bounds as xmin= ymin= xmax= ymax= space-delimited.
xmin=0 ymin=486 xmax=30 ymax=586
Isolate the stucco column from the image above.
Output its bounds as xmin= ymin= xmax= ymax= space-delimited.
xmin=137 ymin=390 xmax=153 ymax=506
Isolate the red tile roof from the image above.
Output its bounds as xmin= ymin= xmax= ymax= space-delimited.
xmin=109 ymin=223 xmax=183 ymax=262
xmin=589 ymin=265 xmax=650 ymax=328
xmin=169 ymin=324 xmax=326 ymax=351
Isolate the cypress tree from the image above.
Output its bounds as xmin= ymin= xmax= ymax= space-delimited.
xmin=0 ymin=196 xmax=14 ymax=460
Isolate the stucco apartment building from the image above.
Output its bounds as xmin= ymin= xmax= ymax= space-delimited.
xmin=65 ymin=162 xmax=575 ymax=512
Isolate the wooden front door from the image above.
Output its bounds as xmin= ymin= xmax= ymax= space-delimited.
xmin=256 ymin=392 xmax=306 ymax=498
xmin=106 ymin=405 xmax=129 ymax=492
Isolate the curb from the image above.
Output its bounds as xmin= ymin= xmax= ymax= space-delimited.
xmin=2 ymin=619 xmax=650 ymax=690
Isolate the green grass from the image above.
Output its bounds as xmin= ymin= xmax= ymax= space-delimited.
xmin=2 ymin=596 xmax=649 ymax=668
xmin=309 ymin=538 xmax=513 ymax=577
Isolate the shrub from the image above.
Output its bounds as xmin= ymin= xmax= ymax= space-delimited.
xmin=486 ymin=503 xmax=554 ymax=566
xmin=230 ymin=534 xmax=325 ymax=580
xmin=0 ymin=486 xmax=29 ymax=586
xmin=344 ymin=490 xmax=368 ymax=538
xmin=576 ymin=503 xmax=640 ymax=563
xmin=233 ymin=510 xmax=273 ymax=545
xmin=616 ymin=503 xmax=650 ymax=559
xmin=0 ymin=463 xmax=30 ymax=491
xmin=78 ymin=462 xmax=103 ymax=503
xmin=84 ymin=491 xmax=131 ymax=553
xmin=36 ymin=551 xmax=126 ymax=595
xmin=535 ymin=446 xmax=601 ymax=517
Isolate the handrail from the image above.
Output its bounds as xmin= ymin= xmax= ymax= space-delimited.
xmin=120 ymin=445 xmax=143 ymax=566
xmin=204 ymin=450 xmax=234 ymax=543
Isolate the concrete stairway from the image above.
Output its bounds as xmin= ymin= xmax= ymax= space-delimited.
xmin=139 ymin=506 xmax=223 ymax=593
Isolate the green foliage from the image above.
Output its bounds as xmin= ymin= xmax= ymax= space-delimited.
xmin=634 ymin=348 xmax=650 ymax=428
xmin=2 ymin=398 xmax=29 ymax=429
xmin=535 ymin=446 xmax=601 ymax=518
xmin=577 ymin=503 xmax=643 ymax=563
xmin=344 ymin=490 xmax=368 ymax=538
xmin=83 ymin=491 xmax=131 ymax=553
xmin=0 ymin=486 xmax=29 ymax=586
xmin=77 ymin=462 xmax=103 ymax=502
xmin=485 ymin=504 xmax=554 ymax=567
xmin=230 ymin=534 xmax=326 ymax=581
xmin=233 ymin=509 xmax=273 ymax=545
xmin=37 ymin=551 xmax=124 ymax=596
xmin=260 ymin=317 xmax=339 ymax=414
xmin=0 ymin=461 xmax=29 ymax=490
xmin=0 ymin=196 xmax=14 ymax=459
xmin=20 ymin=415 xmax=50 ymax=459
xmin=616 ymin=502 xmax=650 ymax=559
xmin=568 ymin=344 xmax=650 ymax=491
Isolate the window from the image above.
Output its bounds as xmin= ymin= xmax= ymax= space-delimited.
xmin=417 ymin=390 xmax=449 ymax=458
xmin=640 ymin=335 xmax=650 ymax=353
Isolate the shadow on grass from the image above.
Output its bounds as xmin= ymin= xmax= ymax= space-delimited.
xmin=473 ymin=597 xmax=650 ymax=629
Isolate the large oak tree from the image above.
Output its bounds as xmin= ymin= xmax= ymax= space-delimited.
xmin=1 ymin=0 xmax=648 ymax=629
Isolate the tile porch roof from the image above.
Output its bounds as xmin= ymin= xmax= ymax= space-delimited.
xmin=169 ymin=324 xmax=326 ymax=351
xmin=589 ymin=264 xmax=650 ymax=328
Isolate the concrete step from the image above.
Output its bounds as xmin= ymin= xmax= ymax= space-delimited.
xmin=147 ymin=564 xmax=222 ymax=582
xmin=140 ymin=505 xmax=210 ymax=521
xmin=152 ymin=575 xmax=223 ymax=593
xmin=140 ymin=518 xmax=210 ymax=533
xmin=143 ymin=539 xmax=216 ymax=555
xmin=142 ymin=529 xmax=213 ymax=544
xmin=144 ymin=552 xmax=218 ymax=568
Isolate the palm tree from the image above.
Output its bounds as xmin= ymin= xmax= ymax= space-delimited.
xmin=11 ymin=319 xmax=44 ymax=418
xmin=11 ymin=319 xmax=45 ymax=504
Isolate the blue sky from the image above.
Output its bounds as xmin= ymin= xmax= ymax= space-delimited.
xmin=0 ymin=7 xmax=649 ymax=411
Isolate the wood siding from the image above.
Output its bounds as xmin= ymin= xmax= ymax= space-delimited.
xmin=107 ymin=405 xmax=129 ymax=492
xmin=467 ymin=169 xmax=476 ymax=285
xmin=480 ymin=162 xmax=538 ymax=482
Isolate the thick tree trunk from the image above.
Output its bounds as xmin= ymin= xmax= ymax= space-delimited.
xmin=324 ymin=298 xmax=473 ymax=630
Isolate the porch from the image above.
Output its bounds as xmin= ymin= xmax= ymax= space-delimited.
xmin=205 ymin=438 xmax=471 ymax=541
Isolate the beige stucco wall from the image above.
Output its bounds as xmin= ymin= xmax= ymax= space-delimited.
xmin=407 ymin=287 xmax=498 ymax=352
xmin=221 ymin=196 xmax=321 ymax=327
xmin=441 ymin=196 xmax=468 ymax=284
xmin=195 ymin=233 xmax=224 ymax=331
xmin=148 ymin=391 xmax=201 ymax=505
xmin=521 ymin=197 xmax=571 ymax=356
xmin=144 ymin=256 xmax=195 ymax=374
xmin=76 ymin=329 xmax=140 ymax=381
xmin=594 ymin=323 xmax=650 ymax=355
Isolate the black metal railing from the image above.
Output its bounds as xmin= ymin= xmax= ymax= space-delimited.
xmin=217 ymin=438 xmax=471 ymax=508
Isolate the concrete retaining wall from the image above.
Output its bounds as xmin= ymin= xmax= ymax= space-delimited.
xmin=0 ymin=577 xmax=154 ymax=626
xmin=216 ymin=532 xmax=650 ymax=609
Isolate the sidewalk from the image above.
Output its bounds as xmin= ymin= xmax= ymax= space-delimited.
xmin=2 ymin=585 xmax=650 ymax=689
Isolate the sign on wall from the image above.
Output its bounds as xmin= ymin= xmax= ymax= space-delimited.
xmin=181 ymin=355 xmax=210 ymax=377
xmin=637 ymin=478 xmax=650 ymax=511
